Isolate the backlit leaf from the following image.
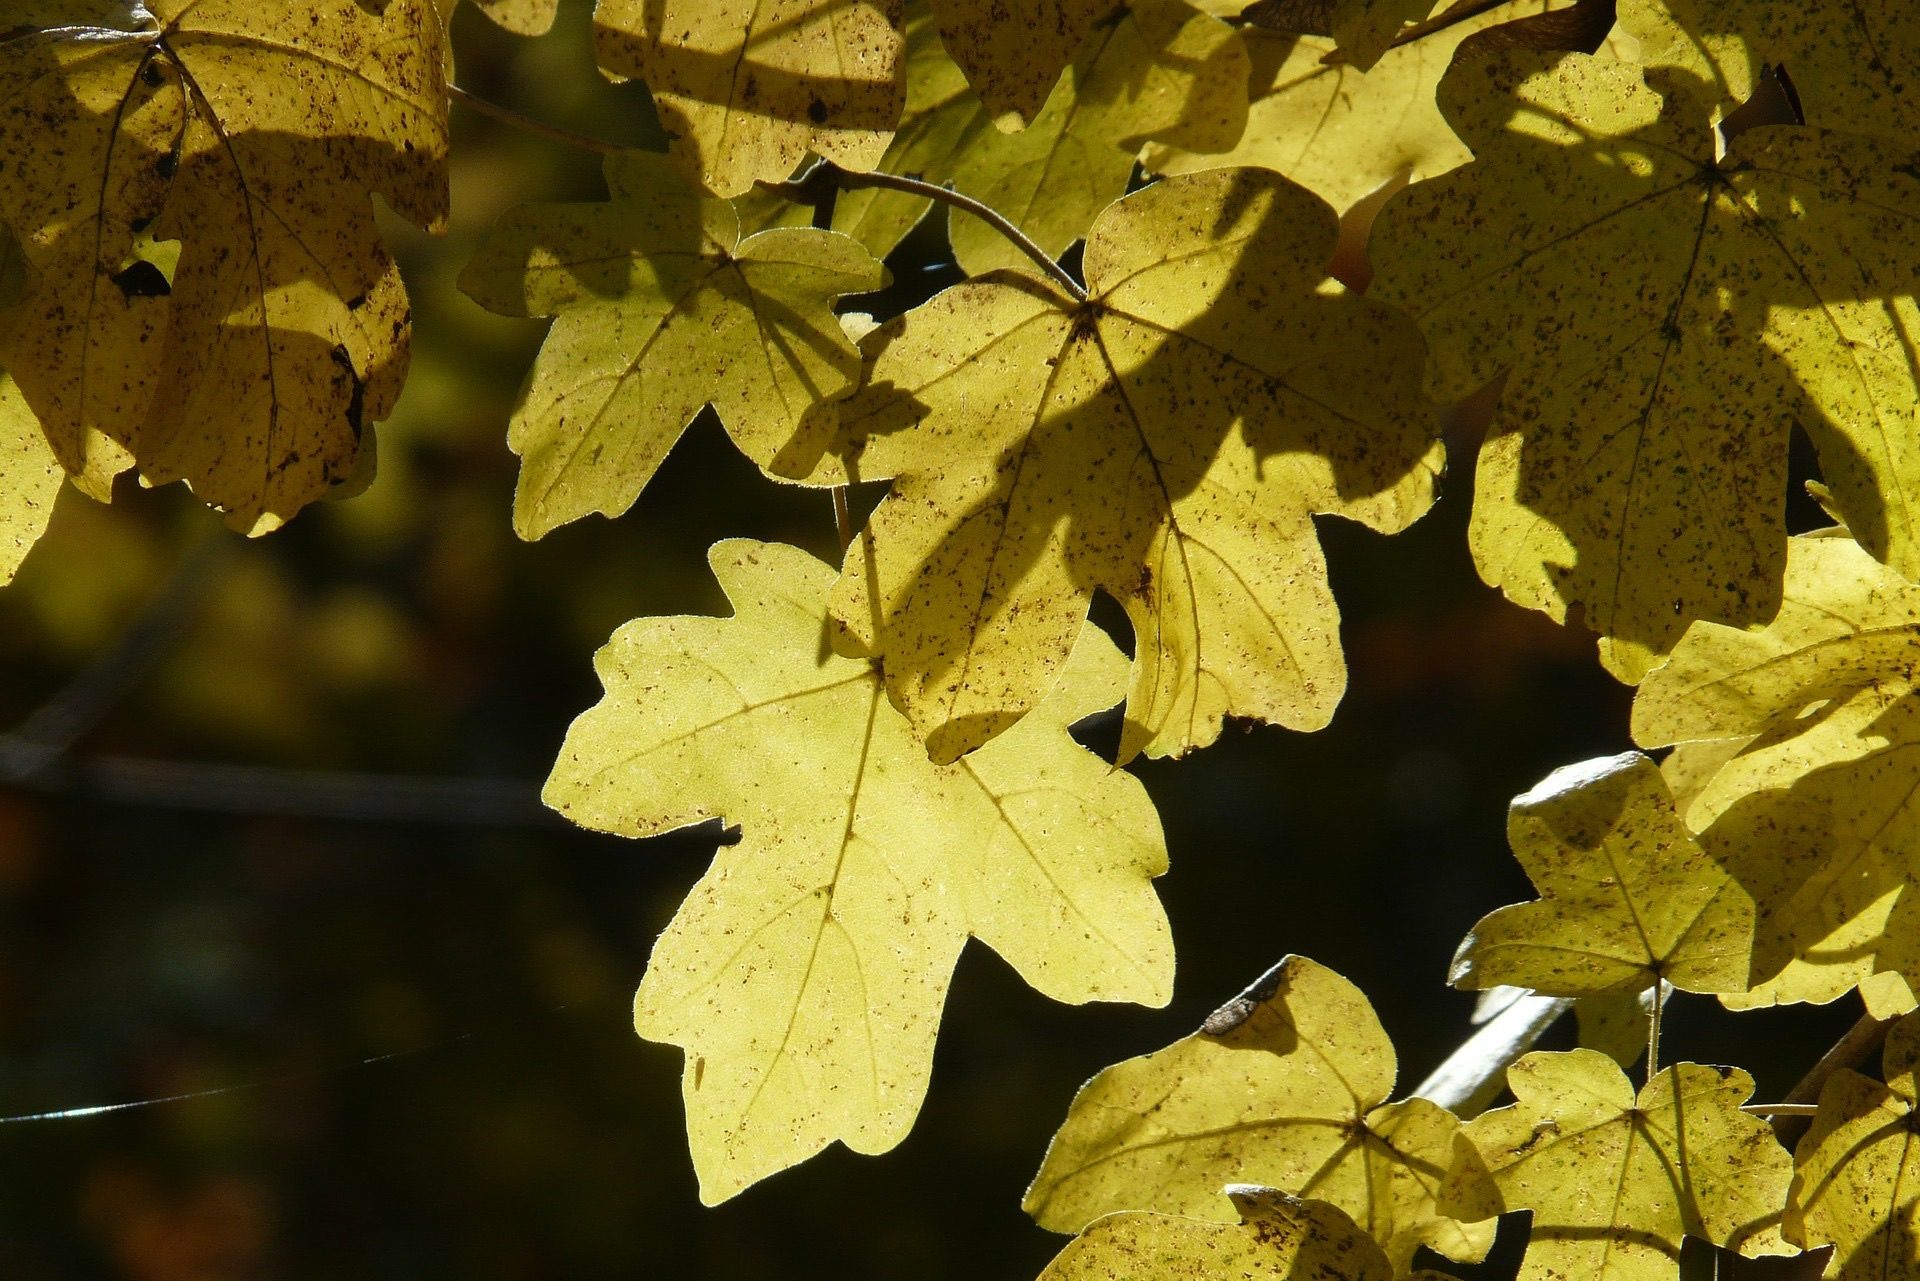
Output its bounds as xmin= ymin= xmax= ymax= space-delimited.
xmin=1621 ymin=0 xmax=1917 ymax=144
xmin=1037 ymin=1189 xmax=1400 ymax=1281
xmin=0 ymin=371 xmax=59 ymax=586
xmin=1459 ymin=1048 xmax=1796 ymax=1281
xmin=0 ymin=2 xmax=449 ymax=532
xmin=1787 ymin=1011 xmax=1920 ymax=1278
xmin=1370 ymin=52 xmax=1920 ymax=679
xmin=1449 ymin=752 xmax=1754 ymax=997
xmin=931 ymin=0 xmax=1111 ymax=125
xmin=1025 ymin=955 xmax=1496 ymax=1275
xmin=831 ymin=0 xmax=1249 ymax=275
xmin=823 ymin=167 xmax=1439 ymax=763
xmin=460 ymin=151 xmax=886 ymax=538
xmin=545 ymin=540 xmax=1173 ymax=1202
xmin=1634 ymin=534 xmax=1920 ymax=1004
xmin=592 ymin=0 xmax=906 ymax=197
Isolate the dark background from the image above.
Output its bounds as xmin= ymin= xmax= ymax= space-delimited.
xmin=0 ymin=5 xmax=1859 ymax=1279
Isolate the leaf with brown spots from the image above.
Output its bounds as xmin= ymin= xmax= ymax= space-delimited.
xmin=592 ymin=0 xmax=906 ymax=196
xmin=1459 ymin=1049 xmax=1797 ymax=1281
xmin=1024 ymin=956 xmax=1497 ymax=1276
xmin=822 ymin=166 xmax=1439 ymax=763
xmin=1038 ymin=1188 xmax=1427 ymax=1281
xmin=459 ymin=151 xmax=886 ymax=538
xmin=1620 ymin=0 xmax=1917 ymax=145
xmin=1370 ymin=52 xmax=1920 ymax=680
xmin=1788 ymin=1011 xmax=1920 ymax=1278
xmin=929 ymin=0 xmax=1112 ymax=125
xmin=1630 ymin=534 xmax=1920 ymax=1008
xmin=1449 ymin=752 xmax=1755 ymax=998
xmin=544 ymin=539 xmax=1173 ymax=1202
xmin=804 ymin=0 xmax=1249 ymax=275
xmin=0 ymin=2 xmax=448 ymax=533
xmin=461 ymin=0 xmax=558 ymax=35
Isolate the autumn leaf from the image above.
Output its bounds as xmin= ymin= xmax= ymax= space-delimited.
xmin=1145 ymin=2 xmax=1632 ymax=214
xmin=820 ymin=0 xmax=1247 ymax=276
xmin=1024 ymin=955 xmax=1495 ymax=1275
xmin=0 ymin=371 xmax=59 ymax=586
xmin=1243 ymin=0 xmax=1436 ymax=71
xmin=1633 ymin=533 xmax=1920 ymax=1005
xmin=823 ymin=167 xmax=1439 ymax=763
xmin=461 ymin=0 xmax=558 ymax=35
xmin=929 ymin=0 xmax=1110 ymax=125
xmin=1620 ymin=0 xmax=1917 ymax=144
xmin=1369 ymin=52 xmax=1920 ymax=679
xmin=592 ymin=0 xmax=905 ymax=196
xmin=1458 ymin=1048 xmax=1796 ymax=1281
xmin=1449 ymin=752 xmax=1754 ymax=998
xmin=1788 ymin=1011 xmax=1920 ymax=1278
xmin=544 ymin=539 xmax=1173 ymax=1202
xmin=0 ymin=1 xmax=449 ymax=533
xmin=459 ymin=151 xmax=886 ymax=538
xmin=1038 ymin=1188 xmax=1408 ymax=1281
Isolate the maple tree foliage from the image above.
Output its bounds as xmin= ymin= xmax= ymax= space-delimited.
xmin=7 ymin=1 xmax=1920 ymax=1279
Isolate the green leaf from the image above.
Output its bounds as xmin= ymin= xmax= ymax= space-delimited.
xmin=544 ymin=540 xmax=1173 ymax=1202
xmin=824 ymin=167 xmax=1439 ymax=763
xmin=1025 ymin=956 xmax=1495 ymax=1275
xmin=1370 ymin=52 xmax=1920 ymax=679
xmin=459 ymin=151 xmax=886 ymax=538
xmin=1449 ymin=752 xmax=1755 ymax=997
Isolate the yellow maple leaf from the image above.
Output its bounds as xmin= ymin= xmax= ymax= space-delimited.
xmin=1458 ymin=1048 xmax=1796 ymax=1281
xmin=1620 ymin=0 xmax=1916 ymax=144
xmin=929 ymin=0 xmax=1111 ymax=126
xmin=1370 ymin=52 xmax=1920 ymax=680
xmin=1024 ymin=955 xmax=1495 ymax=1275
xmin=463 ymin=0 xmax=558 ymax=35
xmin=592 ymin=0 xmax=905 ymax=197
xmin=1038 ymin=1189 xmax=1426 ymax=1281
xmin=1145 ymin=2 xmax=1633 ymax=214
xmin=544 ymin=539 xmax=1174 ymax=1202
xmin=0 ymin=2 xmax=449 ymax=533
xmin=1789 ymin=1011 xmax=1920 ymax=1278
xmin=823 ymin=167 xmax=1439 ymax=763
xmin=1449 ymin=752 xmax=1754 ymax=997
xmin=0 ymin=371 xmax=60 ymax=587
xmin=1633 ymin=533 xmax=1920 ymax=1006
xmin=459 ymin=151 xmax=886 ymax=538
xmin=818 ymin=0 xmax=1247 ymax=275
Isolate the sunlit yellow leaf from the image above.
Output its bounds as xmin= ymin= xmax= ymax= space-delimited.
xmin=1025 ymin=956 xmax=1495 ymax=1275
xmin=1460 ymin=1048 xmax=1796 ymax=1281
xmin=1145 ymin=2 xmax=1631 ymax=213
xmin=930 ymin=0 xmax=1110 ymax=126
xmin=0 ymin=2 xmax=449 ymax=532
xmin=1620 ymin=0 xmax=1917 ymax=143
xmin=1370 ymin=53 xmax=1920 ymax=679
xmin=831 ymin=0 xmax=1248 ymax=274
xmin=545 ymin=539 xmax=1173 ymax=1202
xmin=1450 ymin=752 xmax=1754 ymax=997
xmin=592 ymin=0 xmax=905 ymax=197
xmin=0 ymin=371 xmax=59 ymax=586
xmin=1038 ymin=1189 xmax=1403 ymax=1281
xmin=822 ymin=167 xmax=1438 ymax=763
xmin=469 ymin=0 xmax=558 ymax=34
xmin=460 ymin=152 xmax=886 ymax=538
xmin=1788 ymin=1011 xmax=1920 ymax=1278
xmin=1633 ymin=534 xmax=1920 ymax=1005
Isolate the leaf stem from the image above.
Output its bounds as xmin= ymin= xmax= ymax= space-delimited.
xmin=832 ymin=487 xmax=854 ymax=555
xmin=1767 ymin=1010 xmax=1892 ymax=1144
xmin=760 ymin=164 xmax=1090 ymax=303
xmin=1646 ymin=977 xmax=1664 ymax=1082
xmin=1741 ymin=1103 xmax=1820 ymax=1118
xmin=447 ymin=83 xmax=623 ymax=157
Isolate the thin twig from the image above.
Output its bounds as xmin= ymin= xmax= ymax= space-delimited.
xmin=760 ymin=165 xmax=1090 ymax=302
xmin=1305 ymin=0 xmax=1510 ymax=63
xmin=1646 ymin=977 xmax=1664 ymax=1081
xmin=447 ymin=83 xmax=623 ymax=157
xmin=1770 ymin=1010 xmax=1892 ymax=1144
xmin=1742 ymin=1103 xmax=1820 ymax=1118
